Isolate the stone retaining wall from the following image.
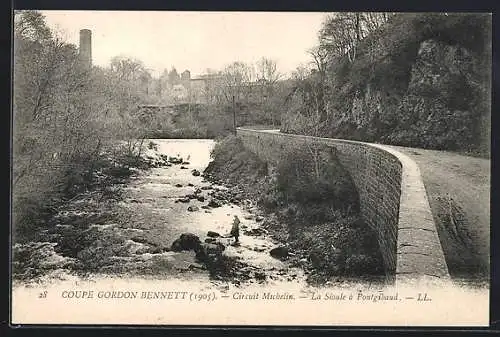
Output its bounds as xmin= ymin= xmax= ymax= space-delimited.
xmin=236 ymin=128 xmax=450 ymax=284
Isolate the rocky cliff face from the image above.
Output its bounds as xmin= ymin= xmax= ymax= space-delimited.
xmin=389 ymin=38 xmax=489 ymax=151
xmin=322 ymin=13 xmax=491 ymax=155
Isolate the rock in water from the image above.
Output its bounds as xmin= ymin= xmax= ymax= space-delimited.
xmin=270 ymin=246 xmax=289 ymax=260
xmin=170 ymin=233 xmax=201 ymax=251
xmin=187 ymin=206 xmax=199 ymax=212
xmin=188 ymin=263 xmax=205 ymax=270
xmin=191 ymin=169 xmax=201 ymax=176
xmin=254 ymin=272 xmax=266 ymax=281
xmin=175 ymin=183 xmax=183 ymax=188
xmin=216 ymin=242 xmax=226 ymax=251
xmin=177 ymin=197 xmax=190 ymax=203
xmin=180 ymin=166 xmax=188 ymax=170
xmin=194 ymin=243 xmax=225 ymax=263
xmin=207 ymin=231 xmax=221 ymax=238
xmin=197 ymin=196 xmax=205 ymax=202
xmin=170 ymin=239 xmax=183 ymax=252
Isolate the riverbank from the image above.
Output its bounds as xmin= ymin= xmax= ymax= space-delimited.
xmin=203 ymin=135 xmax=386 ymax=285
xmin=12 ymin=141 xmax=174 ymax=282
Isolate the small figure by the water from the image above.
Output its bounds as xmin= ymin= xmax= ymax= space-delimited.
xmin=230 ymin=215 xmax=240 ymax=245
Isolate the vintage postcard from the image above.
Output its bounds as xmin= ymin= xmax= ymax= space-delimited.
xmin=11 ymin=10 xmax=491 ymax=326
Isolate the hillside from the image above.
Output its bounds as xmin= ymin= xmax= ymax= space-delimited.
xmin=283 ymin=13 xmax=491 ymax=156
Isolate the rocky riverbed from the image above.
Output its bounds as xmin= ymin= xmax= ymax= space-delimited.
xmin=13 ymin=139 xmax=309 ymax=290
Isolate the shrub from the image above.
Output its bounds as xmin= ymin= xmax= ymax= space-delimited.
xmin=12 ymin=242 xmax=77 ymax=281
xmin=290 ymin=219 xmax=384 ymax=278
xmin=206 ymin=135 xmax=268 ymax=179
xmin=276 ymin=142 xmax=359 ymax=222
xmin=13 ymin=11 xmax=152 ymax=245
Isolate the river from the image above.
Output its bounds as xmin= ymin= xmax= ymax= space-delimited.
xmin=112 ymin=138 xmax=307 ymax=287
xmin=13 ymin=139 xmax=308 ymax=295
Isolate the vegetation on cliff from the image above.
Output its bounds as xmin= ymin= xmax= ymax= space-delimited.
xmin=282 ymin=13 xmax=491 ymax=156
xmin=204 ymin=136 xmax=385 ymax=284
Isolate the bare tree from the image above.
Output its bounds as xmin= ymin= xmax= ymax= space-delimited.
xmin=319 ymin=13 xmax=359 ymax=62
xmin=361 ymin=12 xmax=394 ymax=32
xmin=319 ymin=12 xmax=394 ymax=63
xmin=13 ymin=10 xmax=164 ymax=245
xmin=255 ymin=57 xmax=281 ymax=101
xmin=14 ymin=10 xmax=52 ymax=42
xmin=308 ymin=46 xmax=328 ymax=74
xmin=256 ymin=57 xmax=282 ymax=85
xmin=291 ymin=63 xmax=312 ymax=81
xmin=220 ymin=61 xmax=254 ymax=103
xmin=110 ymin=56 xmax=148 ymax=82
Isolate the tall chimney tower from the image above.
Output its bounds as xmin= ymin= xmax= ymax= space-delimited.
xmin=79 ymin=29 xmax=92 ymax=69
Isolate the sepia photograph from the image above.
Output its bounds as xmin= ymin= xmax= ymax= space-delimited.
xmin=10 ymin=10 xmax=491 ymax=326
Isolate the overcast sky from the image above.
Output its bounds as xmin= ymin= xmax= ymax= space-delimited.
xmin=41 ymin=11 xmax=328 ymax=78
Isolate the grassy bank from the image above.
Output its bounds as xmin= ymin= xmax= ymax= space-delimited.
xmin=203 ymin=135 xmax=385 ymax=285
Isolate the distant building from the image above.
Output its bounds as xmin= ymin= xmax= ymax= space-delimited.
xmin=78 ymin=29 xmax=92 ymax=69
xmin=171 ymin=84 xmax=188 ymax=101
xmin=158 ymin=69 xmax=270 ymax=105
xmin=181 ymin=70 xmax=191 ymax=82
xmin=157 ymin=70 xmax=219 ymax=104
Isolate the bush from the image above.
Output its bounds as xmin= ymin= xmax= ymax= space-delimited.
xmin=276 ymin=142 xmax=359 ymax=222
xmin=205 ymin=135 xmax=268 ymax=180
xmin=205 ymin=136 xmax=360 ymax=224
xmin=12 ymin=242 xmax=77 ymax=281
xmin=290 ymin=219 xmax=384 ymax=278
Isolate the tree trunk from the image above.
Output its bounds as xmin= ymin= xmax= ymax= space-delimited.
xmin=356 ymin=13 xmax=361 ymax=42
